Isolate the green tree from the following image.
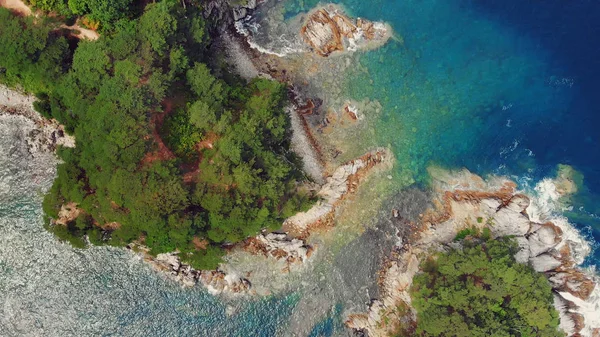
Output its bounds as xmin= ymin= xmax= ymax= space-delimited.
xmin=138 ymin=0 xmax=177 ymax=56
xmin=68 ymin=0 xmax=133 ymax=30
xmin=188 ymin=100 xmax=217 ymax=131
xmin=0 ymin=9 xmax=70 ymax=93
xmin=186 ymin=62 xmax=225 ymax=107
xmin=2 ymin=5 xmax=314 ymax=270
xmin=410 ymin=238 xmax=562 ymax=337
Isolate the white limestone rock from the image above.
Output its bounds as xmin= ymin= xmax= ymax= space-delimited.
xmin=528 ymin=224 xmax=561 ymax=257
xmin=491 ymin=208 xmax=531 ymax=237
xmin=506 ymin=194 xmax=530 ymax=213
xmin=513 ymin=236 xmax=531 ymax=264
xmin=530 ymin=254 xmax=562 ymax=272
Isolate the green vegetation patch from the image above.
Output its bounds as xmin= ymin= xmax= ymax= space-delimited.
xmin=1 ymin=2 xmax=315 ymax=269
xmin=410 ymin=237 xmax=562 ymax=337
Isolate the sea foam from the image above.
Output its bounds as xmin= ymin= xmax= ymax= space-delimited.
xmin=526 ymin=177 xmax=600 ymax=335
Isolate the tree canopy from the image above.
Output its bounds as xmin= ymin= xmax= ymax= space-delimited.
xmin=1 ymin=2 xmax=314 ymax=269
xmin=410 ymin=237 xmax=562 ymax=337
xmin=26 ymin=0 xmax=134 ymax=30
xmin=0 ymin=8 xmax=70 ymax=94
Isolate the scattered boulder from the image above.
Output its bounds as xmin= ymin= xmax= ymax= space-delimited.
xmin=1 ymin=85 xmax=75 ymax=156
xmin=491 ymin=208 xmax=530 ymax=237
xmin=198 ymin=270 xmax=251 ymax=295
xmin=132 ymin=244 xmax=252 ymax=295
xmin=244 ymin=233 xmax=313 ymax=264
xmin=530 ymin=253 xmax=563 ymax=272
xmin=528 ymin=222 xmax=562 ymax=257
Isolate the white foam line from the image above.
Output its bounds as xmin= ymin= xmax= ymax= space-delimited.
xmin=525 ymin=178 xmax=599 ymax=335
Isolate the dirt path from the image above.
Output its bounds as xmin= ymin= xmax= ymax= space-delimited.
xmin=0 ymin=0 xmax=32 ymax=16
xmin=60 ymin=23 xmax=100 ymax=41
xmin=141 ymin=100 xmax=176 ymax=166
xmin=1 ymin=0 xmax=99 ymax=41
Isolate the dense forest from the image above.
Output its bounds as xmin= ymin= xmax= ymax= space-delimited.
xmin=0 ymin=1 xmax=314 ymax=269
xmin=410 ymin=237 xmax=561 ymax=337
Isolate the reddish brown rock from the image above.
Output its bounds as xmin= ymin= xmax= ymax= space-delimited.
xmin=301 ymin=9 xmax=344 ymax=56
xmin=300 ymin=6 xmax=390 ymax=56
xmin=55 ymin=202 xmax=82 ymax=225
xmin=550 ymin=270 xmax=597 ymax=300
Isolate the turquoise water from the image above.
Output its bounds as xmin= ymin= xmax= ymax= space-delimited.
xmin=283 ymin=0 xmax=600 ymax=263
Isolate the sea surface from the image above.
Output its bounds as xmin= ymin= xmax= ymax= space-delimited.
xmin=1 ymin=0 xmax=600 ymax=336
xmin=279 ymin=0 xmax=600 ymax=262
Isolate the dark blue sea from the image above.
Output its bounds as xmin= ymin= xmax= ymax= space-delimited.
xmin=284 ymin=0 xmax=600 ymax=265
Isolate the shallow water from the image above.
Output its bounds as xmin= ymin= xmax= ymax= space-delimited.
xmin=277 ymin=0 xmax=600 ymax=263
xmin=1 ymin=115 xmax=407 ymax=336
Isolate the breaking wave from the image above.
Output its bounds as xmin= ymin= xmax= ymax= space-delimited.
xmin=234 ymin=3 xmax=307 ymax=57
xmin=522 ymin=177 xmax=600 ymax=335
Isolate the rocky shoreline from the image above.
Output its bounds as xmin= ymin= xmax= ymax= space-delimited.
xmin=131 ymin=147 xmax=392 ymax=296
xmin=185 ymin=2 xmax=600 ymax=335
xmin=0 ymin=85 xmax=75 ymax=156
xmin=283 ymin=148 xmax=393 ymax=238
xmin=346 ymin=168 xmax=600 ymax=337
xmin=4 ymin=1 xmax=598 ymax=335
xmin=0 ymin=0 xmax=396 ymax=298
xmin=127 ymin=231 xmax=314 ymax=294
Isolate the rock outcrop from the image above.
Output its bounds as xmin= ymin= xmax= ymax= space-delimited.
xmin=203 ymin=0 xmax=260 ymax=33
xmin=347 ymin=169 xmax=599 ymax=337
xmin=55 ymin=202 xmax=82 ymax=226
xmin=129 ymin=244 xmax=252 ymax=294
xmin=300 ymin=5 xmax=391 ymax=56
xmin=129 ymin=231 xmax=314 ymax=295
xmin=283 ymin=148 xmax=392 ymax=237
xmin=0 ymin=85 xmax=75 ymax=156
xmin=243 ymin=233 xmax=313 ymax=265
